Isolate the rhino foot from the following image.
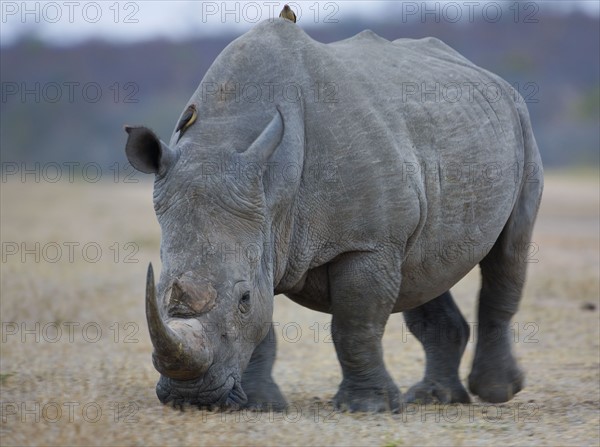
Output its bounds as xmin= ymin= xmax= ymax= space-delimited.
xmin=404 ymin=379 xmax=470 ymax=404
xmin=469 ymin=318 xmax=525 ymax=403
xmin=243 ymin=380 xmax=288 ymax=412
xmin=468 ymin=365 xmax=524 ymax=403
xmin=333 ymin=381 xmax=401 ymax=413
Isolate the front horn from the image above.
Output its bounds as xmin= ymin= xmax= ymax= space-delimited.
xmin=145 ymin=263 xmax=210 ymax=380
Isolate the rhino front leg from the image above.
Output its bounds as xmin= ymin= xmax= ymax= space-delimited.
xmin=403 ymin=291 xmax=471 ymax=404
xmin=241 ymin=323 xmax=287 ymax=411
xmin=329 ymin=252 xmax=402 ymax=413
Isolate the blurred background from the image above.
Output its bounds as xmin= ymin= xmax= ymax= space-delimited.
xmin=1 ymin=4 xmax=598 ymax=445
xmin=1 ymin=0 xmax=598 ymax=169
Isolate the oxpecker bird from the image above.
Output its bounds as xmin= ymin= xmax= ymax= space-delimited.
xmin=279 ymin=4 xmax=296 ymax=23
xmin=176 ymin=104 xmax=197 ymax=142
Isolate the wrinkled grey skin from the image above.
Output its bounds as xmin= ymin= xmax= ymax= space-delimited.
xmin=124 ymin=20 xmax=543 ymax=412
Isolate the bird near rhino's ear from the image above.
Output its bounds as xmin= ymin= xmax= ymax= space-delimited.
xmin=124 ymin=125 xmax=176 ymax=175
xmin=241 ymin=107 xmax=284 ymax=168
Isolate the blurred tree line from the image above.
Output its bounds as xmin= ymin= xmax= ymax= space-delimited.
xmin=1 ymin=8 xmax=598 ymax=168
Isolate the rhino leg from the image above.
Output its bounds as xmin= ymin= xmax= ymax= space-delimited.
xmin=469 ymin=167 xmax=542 ymax=403
xmin=469 ymin=251 xmax=526 ymax=403
xmin=241 ymin=323 xmax=287 ymax=411
xmin=329 ymin=252 xmax=402 ymax=413
xmin=403 ymin=291 xmax=471 ymax=404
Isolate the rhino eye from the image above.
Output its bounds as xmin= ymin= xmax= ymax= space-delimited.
xmin=238 ymin=291 xmax=251 ymax=314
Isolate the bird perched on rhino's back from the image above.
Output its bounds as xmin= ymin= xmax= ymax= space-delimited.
xmin=279 ymin=4 xmax=296 ymax=22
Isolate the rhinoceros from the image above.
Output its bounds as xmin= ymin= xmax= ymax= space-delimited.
xmin=124 ymin=19 xmax=543 ymax=412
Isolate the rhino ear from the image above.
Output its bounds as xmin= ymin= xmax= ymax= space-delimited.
xmin=241 ymin=107 xmax=284 ymax=166
xmin=124 ymin=126 xmax=175 ymax=174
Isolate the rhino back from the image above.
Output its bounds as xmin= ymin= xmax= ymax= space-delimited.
xmin=297 ymin=26 xmax=524 ymax=305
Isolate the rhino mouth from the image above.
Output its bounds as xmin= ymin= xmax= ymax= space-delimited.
xmin=156 ymin=372 xmax=247 ymax=409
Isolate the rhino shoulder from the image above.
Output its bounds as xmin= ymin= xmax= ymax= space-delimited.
xmin=241 ymin=18 xmax=315 ymax=47
xmin=205 ymin=19 xmax=317 ymax=75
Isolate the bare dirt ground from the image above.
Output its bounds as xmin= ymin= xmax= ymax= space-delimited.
xmin=1 ymin=171 xmax=598 ymax=446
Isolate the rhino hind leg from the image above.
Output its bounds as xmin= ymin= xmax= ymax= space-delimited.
xmin=241 ymin=323 xmax=287 ymax=411
xmin=469 ymin=244 xmax=526 ymax=403
xmin=469 ymin=163 xmax=543 ymax=403
xmin=403 ymin=291 xmax=471 ymax=404
xmin=329 ymin=252 xmax=403 ymax=413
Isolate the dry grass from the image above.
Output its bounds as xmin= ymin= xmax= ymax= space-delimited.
xmin=1 ymin=171 xmax=598 ymax=446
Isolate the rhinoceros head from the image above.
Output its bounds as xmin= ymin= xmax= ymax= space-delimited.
xmin=124 ymin=102 xmax=300 ymax=408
